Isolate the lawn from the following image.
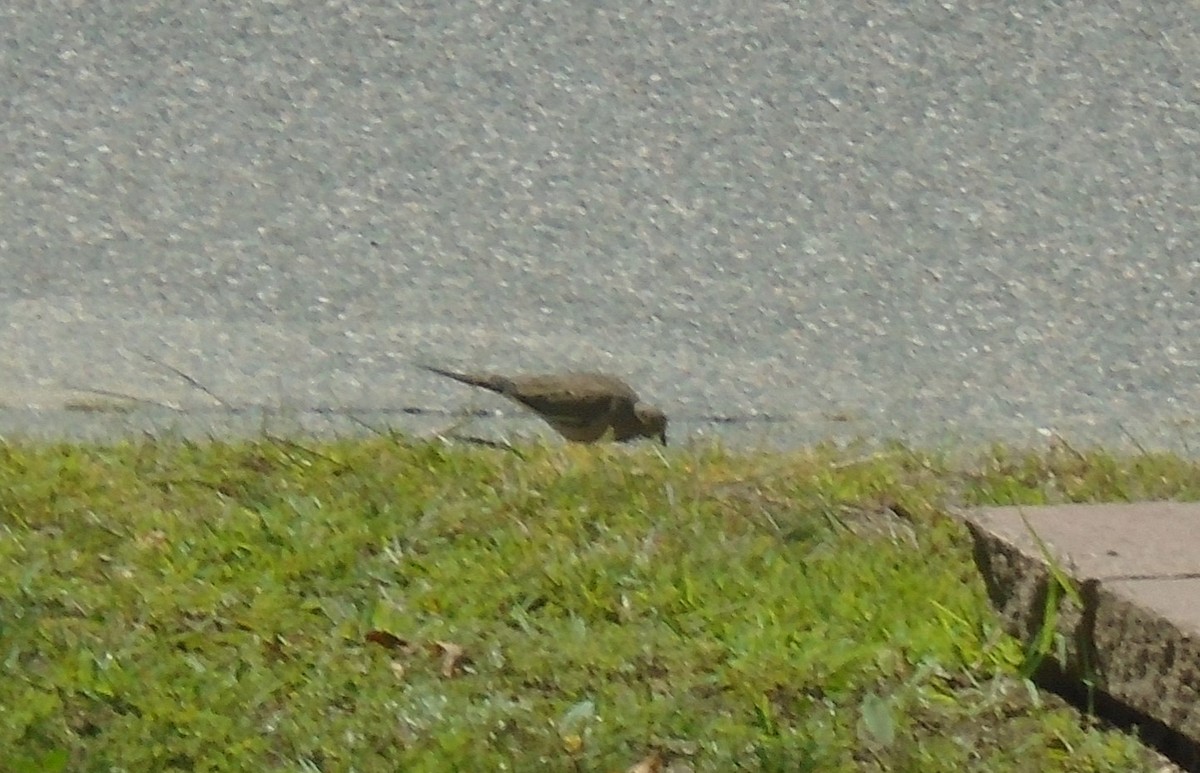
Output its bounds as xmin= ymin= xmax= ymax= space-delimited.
xmin=1 ymin=436 xmax=1194 ymax=771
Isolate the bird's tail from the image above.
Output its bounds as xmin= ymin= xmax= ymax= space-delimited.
xmin=418 ymin=364 xmax=513 ymax=394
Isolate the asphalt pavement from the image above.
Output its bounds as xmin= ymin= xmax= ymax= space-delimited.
xmin=2 ymin=1 xmax=1198 ymax=451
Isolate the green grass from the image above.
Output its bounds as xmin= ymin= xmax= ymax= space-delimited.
xmin=2 ymin=437 xmax=1196 ymax=772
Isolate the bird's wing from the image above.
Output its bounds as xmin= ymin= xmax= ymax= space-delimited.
xmin=507 ymin=373 xmax=636 ymax=429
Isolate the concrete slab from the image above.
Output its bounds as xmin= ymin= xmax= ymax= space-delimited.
xmin=962 ymin=503 xmax=1200 ymax=750
xmin=1109 ymin=578 xmax=1200 ymax=638
xmin=969 ymin=502 xmax=1200 ymax=580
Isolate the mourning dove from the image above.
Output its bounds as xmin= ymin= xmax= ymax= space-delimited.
xmin=420 ymin=364 xmax=668 ymax=445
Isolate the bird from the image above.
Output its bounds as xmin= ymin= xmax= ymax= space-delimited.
xmin=420 ymin=364 xmax=668 ymax=445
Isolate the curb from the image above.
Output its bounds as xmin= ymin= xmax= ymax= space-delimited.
xmin=961 ymin=503 xmax=1200 ymax=768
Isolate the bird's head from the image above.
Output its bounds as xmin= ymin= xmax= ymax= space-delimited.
xmin=635 ymin=405 xmax=669 ymax=445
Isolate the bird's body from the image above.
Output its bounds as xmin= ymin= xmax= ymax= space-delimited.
xmin=420 ymin=365 xmax=668 ymax=445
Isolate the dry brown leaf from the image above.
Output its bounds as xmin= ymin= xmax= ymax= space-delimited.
xmin=364 ymin=630 xmax=409 ymax=650
xmin=626 ymin=751 xmax=664 ymax=773
xmin=432 ymin=640 xmax=469 ymax=677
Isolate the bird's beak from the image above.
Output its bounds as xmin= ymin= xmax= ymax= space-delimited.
xmin=659 ymin=431 xmax=668 ymax=446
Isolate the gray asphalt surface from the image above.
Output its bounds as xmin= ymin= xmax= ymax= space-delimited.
xmin=2 ymin=1 xmax=1198 ymax=451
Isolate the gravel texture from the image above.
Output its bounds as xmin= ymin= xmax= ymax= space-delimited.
xmin=2 ymin=1 xmax=1198 ymax=450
